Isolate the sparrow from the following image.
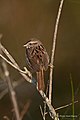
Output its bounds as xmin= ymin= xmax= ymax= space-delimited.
xmin=24 ymin=38 xmax=49 ymax=91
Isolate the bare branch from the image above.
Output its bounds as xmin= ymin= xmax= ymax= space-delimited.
xmin=20 ymin=100 xmax=31 ymax=120
xmin=0 ymin=43 xmax=32 ymax=83
xmin=0 ymin=54 xmax=32 ymax=79
xmin=40 ymin=105 xmax=44 ymax=119
xmin=0 ymin=42 xmax=59 ymax=120
xmin=0 ymin=79 xmax=23 ymax=100
xmin=0 ymin=36 xmax=21 ymax=120
xmin=55 ymin=101 xmax=78 ymax=111
xmin=39 ymin=90 xmax=59 ymax=120
xmin=43 ymin=81 xmax=49 ymax=120
xmin=40 ymin=102 xmax=47 ymax=120
xmin=1 ymin=60 xmax=21 ymax=120
xmin=49 ymin=0 xmax=65 ymax=103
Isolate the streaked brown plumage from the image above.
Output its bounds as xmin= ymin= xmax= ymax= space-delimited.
xmin=24 ymin=38 xmax=49 ymax=91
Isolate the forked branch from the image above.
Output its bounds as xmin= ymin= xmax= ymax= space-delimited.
xmin=0 ymin=42 xmax=59 ymax=119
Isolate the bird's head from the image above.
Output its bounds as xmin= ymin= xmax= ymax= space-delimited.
xmin=23 ymin=38 xmax=41 ymax=48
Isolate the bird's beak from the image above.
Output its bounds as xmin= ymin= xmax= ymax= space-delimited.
xmin=23 ymin=44 xmax=26 ymax=47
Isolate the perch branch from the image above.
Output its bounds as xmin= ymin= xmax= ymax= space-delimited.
xmin=0 ymin=43 xmax=59 ymax=120
xmin=0 ymin=54 xmax=31 ymax=79
xmin=43 ymin=80 xmax=49 ymax=119
xmin=49 ymin=0 xmax=65 ymax=103
xmin=0 ymin=43 xmax=32 ymax=83
xmin=40 ymin=101 xmax=47 ymax=120
xmin=39 ymin=80 xmax=49 ymax=120
xmin=39 ymin=90 xmax=59 ymax=120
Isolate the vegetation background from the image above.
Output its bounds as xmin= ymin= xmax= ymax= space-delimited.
xmin=0 ymin=0 xmax=80 ymax=119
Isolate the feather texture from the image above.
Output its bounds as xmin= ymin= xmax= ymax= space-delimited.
xmin=24 ymin=38 xmax=49 ymax=90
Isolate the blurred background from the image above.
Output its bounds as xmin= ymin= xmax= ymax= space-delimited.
xmin=0 ymin=0 xmax=80 ymax=119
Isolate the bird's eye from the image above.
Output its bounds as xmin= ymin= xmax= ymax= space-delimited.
xmin=29 ymin=43 xmax=32 ymax=45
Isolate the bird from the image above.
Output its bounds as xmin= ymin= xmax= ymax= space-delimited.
xmin=24 ymin=38 xmax=49 ymax=91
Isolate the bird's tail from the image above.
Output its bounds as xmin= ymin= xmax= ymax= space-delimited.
xmin=36 ymin=69 xmax=45 ymax=91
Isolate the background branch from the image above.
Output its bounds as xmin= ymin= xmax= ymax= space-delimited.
xmin=55 ymin=101 xmax=78 ymax=111
xmin=20 ymin=100 xmax=31 ymax=120
xmin=0 ymin=54 xmax=21 ymax=120
xmin=0 ymin=78 xmax=23 ymax=100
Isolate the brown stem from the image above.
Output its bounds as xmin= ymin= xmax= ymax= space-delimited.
xmin=49 ymin=0 xmax=65 ymax=104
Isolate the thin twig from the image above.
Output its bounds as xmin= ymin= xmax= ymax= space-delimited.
xmin=40 ymin=105 xmax=44 ymax=119
xmin=0 ymin=38 xmax=21 ymax=120
xmin=20 ymin=100 xmax=31 ymax=120
xmin=0 ymin=54 xmax=31 ymax=79
xmin=49 ymin=0 xmax=65 ymax=104
xmin=55 ymin=101 xmax=78 ymax=111
xmin=43 ymin=80 xmax=49 ymax=119
xmin=40 ymin=102 xmax=47 ymax=120
xmin=1 ymin=60 xmax=21 ymax=120
xmin=0 ymin=79 xmax=23 ymax=100
xmin=0 ymin=41 xmax=19 ymax=68
xmin=0 ymin=43 xmax=32 ymax=83
xmin=43 ymin=101 xmax=47 ymax=120
xmin=61 ymin=80 xmax=80 ymax=116
xmin=39 ymin=80 xmax=49 ymax=120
